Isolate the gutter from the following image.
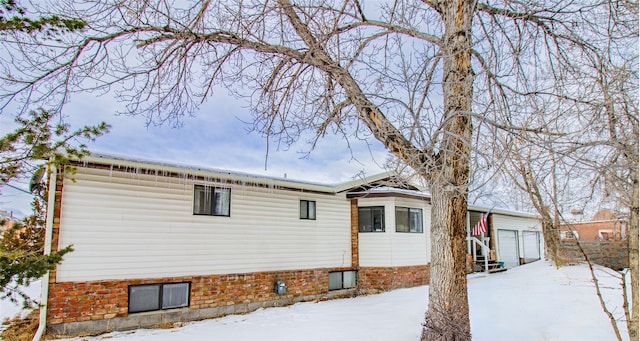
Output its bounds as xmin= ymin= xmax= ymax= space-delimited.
xmin=82 ymin=153 xmax=338 ymax=193
xmin=33 ymin=165 xmax=57 ymax=341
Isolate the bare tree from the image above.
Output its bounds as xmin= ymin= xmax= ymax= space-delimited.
xmin=0 ymin=1 xmax=625 ymax=339
xmin=583 ymin=49 xmax=638 ymax=341
xmin=483 ymin=4 xmax=638 ymax=337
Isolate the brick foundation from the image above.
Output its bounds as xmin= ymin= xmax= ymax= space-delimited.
xmin=46 ymin=264 xmax=432 ymax=337
xmin=46 ymin=268 xmax=357 ymax=337
xmin=359 ymin=264 xmax=430 ymax=292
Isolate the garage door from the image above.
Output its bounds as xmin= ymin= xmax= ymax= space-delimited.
xmin=497 ymin=229 xmax=519 ymax=268
xmin=523 ymin=231 xmax=541 ymax=263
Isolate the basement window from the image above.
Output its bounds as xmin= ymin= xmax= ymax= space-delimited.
xmin=193 ymin=185 xmax=231 ymax=216
xmin=328 ymin=271 xmax=357 ymax=290
xmin=300 ymin=200 xmax=316 ymax=220
xmin=129 ymin=282 xmax=190 ymax=313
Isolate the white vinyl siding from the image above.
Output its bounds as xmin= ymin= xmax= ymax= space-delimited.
xmin=492 ymin=214 xmax=542 ymax=266
xmin=56 ymin=167 xmax=352 ymax=282
xmin=358 ymin=197 xmax=430 ymax=267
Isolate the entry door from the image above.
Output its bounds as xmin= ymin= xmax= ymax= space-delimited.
xmin=522 ymin=231 xmax=541 ymax=263
xmin=497 ymin=229 xmax=519 ymax=268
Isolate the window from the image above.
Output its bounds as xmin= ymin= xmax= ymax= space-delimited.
xmin=300 ymin=200 xmax=316 ymax=220
xmin=129 ymin=282 xmax=190 ymax=313
xmin=193 ymin=185 xmax=231 ymax=216
xmin=396 ymin=207 xmax=423 ymax=233
xmin=328 ymin=271 xmax=357 ymax=290
xmin=358 ymin=206 xmax=385 ymax=232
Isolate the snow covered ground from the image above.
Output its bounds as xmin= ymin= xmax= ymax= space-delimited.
xmin=1 ymin=261 xmax=631 ymax=341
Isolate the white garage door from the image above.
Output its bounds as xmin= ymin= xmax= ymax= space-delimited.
xmin=498 ymin=229 xmax=519 ymax=268
xmin=523 ymin=231 xmax=541 ymax=263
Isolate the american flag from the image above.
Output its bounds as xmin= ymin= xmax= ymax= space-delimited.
xmin=472 ymin=211 xmax=491 ymax=235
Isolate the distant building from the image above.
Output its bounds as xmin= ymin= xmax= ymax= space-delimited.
xmin=560 ymin=209 xmax=628 ymax=241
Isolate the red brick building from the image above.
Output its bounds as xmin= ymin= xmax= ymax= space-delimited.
xmin=560 ymin=209 xmax=628 ymax=241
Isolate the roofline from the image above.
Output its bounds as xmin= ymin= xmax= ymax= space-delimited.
xmin=78 ymin=153 xmax=388 ymax=194
xmin=335 ymin=172 xmax=394 ymax=192
xmin=561 ymin=219 xmax=628 ymax=226
xmin=347 ymin=187 xmax=538 ymax=219
xmin=346 ymin=187 xmax=431 ymax=200
xmin=467 ymin=205 xmax=539 ymax=219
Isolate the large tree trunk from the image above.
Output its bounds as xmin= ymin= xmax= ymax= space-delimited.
xmin=422 ymin=1 xmax=474 ymax=340
xmin=629 ymin=169 xmax=638 ymax=340
xmin=423 ymin=189 xmax=472 ymax=340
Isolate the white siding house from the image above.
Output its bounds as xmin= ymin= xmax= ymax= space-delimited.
xmin=42 ymin=153 xmax=542 ymax=337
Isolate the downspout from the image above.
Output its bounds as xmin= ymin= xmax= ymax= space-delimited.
xmin=33 ymin=164 xmax=57 ymax=341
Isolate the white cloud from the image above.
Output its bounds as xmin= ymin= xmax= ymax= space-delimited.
xmin=60 ymin=89 xmax=389 ymax=183
xmin=0 ymin=86 xmax=390 ymax=217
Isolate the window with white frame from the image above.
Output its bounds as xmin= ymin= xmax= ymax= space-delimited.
xmin=193 ymin=185 xmax=231 ymax=216
xmin=128 ymin=282 xmax=190 ymax=313
xmin=358 ymin=206 xmax=385 ymax=232
xmin=395 ymin=207 xmax=423 ymax=233
xmin=300 ymin=200 xmax=316 ymax=220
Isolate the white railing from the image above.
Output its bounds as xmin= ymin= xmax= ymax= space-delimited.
xmin=467 ymin=236 xmax=491 ymax=273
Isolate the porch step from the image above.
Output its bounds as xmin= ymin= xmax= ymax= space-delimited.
xmin=488 ymin=267 xmax=508 ymax=273
xmin=473 ymin=257 xmax=506 ymax=273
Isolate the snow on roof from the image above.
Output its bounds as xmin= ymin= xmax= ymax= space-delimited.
xmin=347 ymin=186 xmax=432 ymax=199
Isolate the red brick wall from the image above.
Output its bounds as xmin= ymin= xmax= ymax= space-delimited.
xmin=47 ymin=264 xmax=431 ymax=326
xmin=46 ymin=267 xmax=357 ymax=326
xmin=359 ymin=264 xmax=430 ymax=291
xmin=561 ymin=220 xmax=626 ymax=241
xmin=48 ymin=281 xmax=128 ymax=324
xmin=350 ymin=199 xmax=359 ymax=268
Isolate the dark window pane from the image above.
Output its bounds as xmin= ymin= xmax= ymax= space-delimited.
xmin=358 ymin=208 xmax=372 ymax=232
xmin=396 ymin=207 xmax=409 ymax=232
xmin=358 ymin=206 xmax=385 ymax=232
xmin=193 ymin=185 xmax=212 ymax=215
xmin=194 ymin=185 xmax=230 ymax=216
xmin=300 ymin=200 xmax=316 ymax=220
xmin=129 ymin=285 xmax=160 ymax=313
xmin=300 ymin=200 xmax=308 ymax=219
xmin=372 ymin=207 xmax=385 ymax=232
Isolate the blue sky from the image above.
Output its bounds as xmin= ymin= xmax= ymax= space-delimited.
xmin=0 ymin=87 xmax=389 ymax=217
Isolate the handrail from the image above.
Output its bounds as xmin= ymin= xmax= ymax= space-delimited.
xmin=467 ymin=236 xmax=491 ymax=273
